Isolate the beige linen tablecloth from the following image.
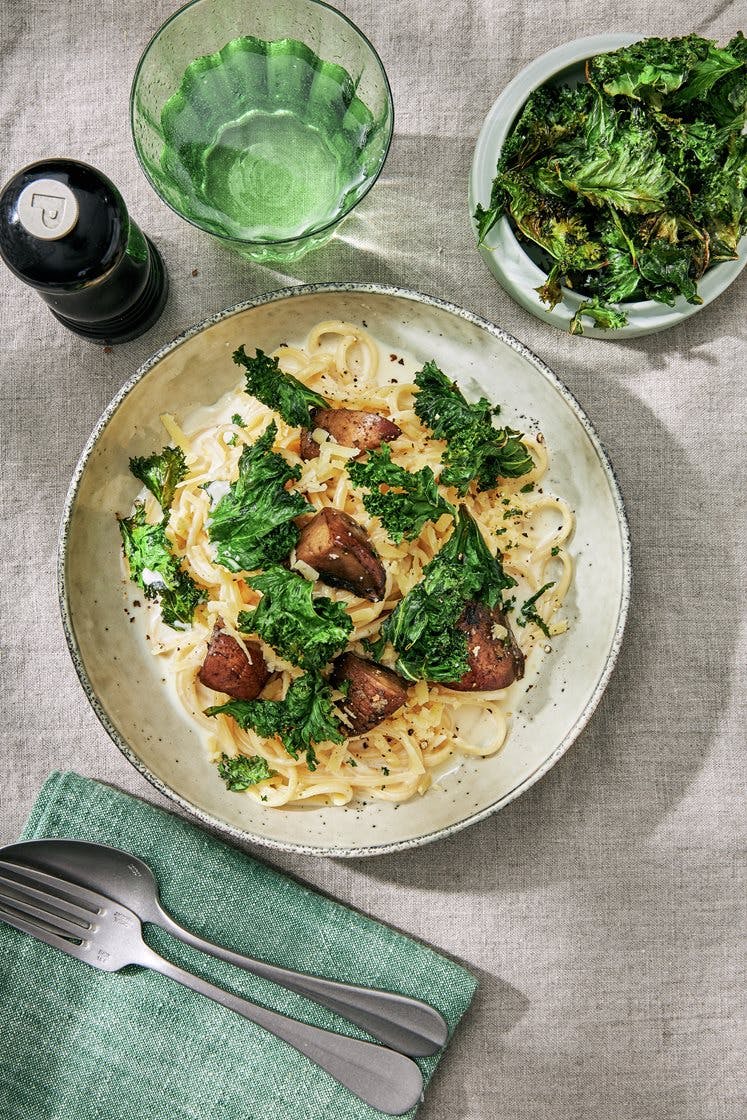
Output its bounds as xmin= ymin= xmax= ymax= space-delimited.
xmin=1 ymin=2 xmax=745 ymax=1118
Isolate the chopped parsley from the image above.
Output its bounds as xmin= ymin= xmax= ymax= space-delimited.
xmin=516 ymin=582 xmax=555 ymax=638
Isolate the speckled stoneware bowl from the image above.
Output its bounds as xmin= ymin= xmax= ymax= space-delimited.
xmin=59 ymin=284 xmax=631 ymax=856
xmin=469 ymin=34 xmax=747 ymax=339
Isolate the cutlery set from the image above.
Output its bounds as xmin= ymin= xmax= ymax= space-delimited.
xmin=0 ymin=840 xmax=447 ymax=1115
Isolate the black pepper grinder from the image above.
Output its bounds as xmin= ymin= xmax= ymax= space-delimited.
xmin=0 ymin=159 xmax=168 ymax=344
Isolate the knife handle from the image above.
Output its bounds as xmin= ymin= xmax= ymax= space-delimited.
xmin=158 ymin=908 xmax=448 ymax=1057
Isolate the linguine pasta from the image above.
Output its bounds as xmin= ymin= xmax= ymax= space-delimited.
xmin=133 ymin=320 xmax=574 ymax=807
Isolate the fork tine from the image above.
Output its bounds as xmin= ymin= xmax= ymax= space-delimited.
xmin=0 ymin=881 xmax=91 ymax=939
xmin=0 ymin=902 xmax=89 ymax=958
xmin=0 ymin=866 xmax=97 ymax=925
xmin=0 ymin=860 xmax=104 ymax=914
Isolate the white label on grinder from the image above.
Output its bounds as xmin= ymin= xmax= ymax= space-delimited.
xmin=17 ymin=179 xmax=79 ymax=240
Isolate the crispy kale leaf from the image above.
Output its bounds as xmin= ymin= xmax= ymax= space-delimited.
xmin=346 ymin=444 xmax=455 ymax=542
xmin=588 ymin=34 xmax=743 ymax=107
xmin=129 ymin=446 xmax=187 ymax=511
xmin=588 ymin=35 xmax=711 ymax=102
xmin=674 ymin=41 xmax=744 ymax=104
xmin=414 ymin=361 xmax=533 ymax=494
xmin=555 ymin=107 xmax=676 ymax=214
xmin=569 ymin=297 xmax=629 ymax=335
xmin=118 ymin=503 xmax=205 ymax=628
xmin=704 ymin=33 xmax=747 ymax=133
xmin=637 ymin=241 xmax=701 ymax=305
xmin=234 ymin=346 xmax=326 ymax=427
xmin=237 ymin=565 xmax=352 ymax=671
xmin=374 ymin=506 xmax=516 ymax=682
xmin=692 ymin=140 xmax=747 ymax=259
xmin=474 ymin=34 xmax=747 ymax=332
xmin=475 ymin=83 xmax=594 ymax=241
xmin=217 ymin=753 xmax=274 ymax=791
xmin=206 ymin=672 xmax=345 ymax=770
xmin=489 ymin=167 xmax=604 ymax=299
xmin=208 ymin=422 xmax=312 ymax=573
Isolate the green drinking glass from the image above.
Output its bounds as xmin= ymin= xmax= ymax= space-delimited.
xmin=131 ymin=0 xmax=394 ymax=263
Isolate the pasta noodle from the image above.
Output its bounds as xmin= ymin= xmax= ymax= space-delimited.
xmin=134 ymin=320 xmax=574 ymax=807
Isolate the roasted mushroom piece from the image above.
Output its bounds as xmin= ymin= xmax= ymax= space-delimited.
xmin=443 ymin=602 xmax=525 ymax=691
xmin=198 ymin=623 xmax=270 ymax=700
xmin=299 ymin=408 xmax=401 ymax=460
xmin=332 ymin=652 xmax=409 ymax=735
xmin=296 ymin=508 xmax=387 ymax=602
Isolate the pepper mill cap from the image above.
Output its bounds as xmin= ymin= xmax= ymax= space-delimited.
xmin=0 ymin=159 xmax=128 ymax=290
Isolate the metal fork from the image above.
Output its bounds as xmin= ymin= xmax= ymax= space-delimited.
xmin=1 ymin=838 xmax=448 ymax=1057
xmin=0 ymin=860 xmax=423 ymax=1116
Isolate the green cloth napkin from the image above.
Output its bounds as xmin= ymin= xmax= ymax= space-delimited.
xmin=0 ymin=772 xmax=476 ymax=1120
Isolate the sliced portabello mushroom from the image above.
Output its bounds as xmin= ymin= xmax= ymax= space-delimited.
xmin=198 ymin=623 xmax=270 ymax=700
xmin=296 ymin=508 xmax=387 ymax=602
xmin=442 ymin=601 xmax=525 ymax=691
xmin=299 ymin=408 xmax=401 ymax=460
xmin=332 ymin=652 xmax=409 ymax=735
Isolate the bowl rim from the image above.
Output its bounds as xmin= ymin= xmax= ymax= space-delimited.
xmin=129 ymin=0 xmax=395 ymax=248
xmin=468 ymin=33 xmax=747 ymax=338
xmin=58 ymin=282 xmax=632 ymax=857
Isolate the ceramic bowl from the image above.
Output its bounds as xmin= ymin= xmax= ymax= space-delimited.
xmin=469 ymin=34 xmax=747 ymax=339
xmin=59 ymin=284 xmax=631 ymax=856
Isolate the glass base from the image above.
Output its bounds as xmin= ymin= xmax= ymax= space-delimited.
xmin=212 ymin=223 xmax=338 ymax=263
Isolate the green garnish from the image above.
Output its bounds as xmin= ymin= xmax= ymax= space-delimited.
xmin=208 ymin=422 xmax=312 ymax=573
xmin=475 ymin=33 xmax=747 ymax=331
xmin=217 ymin=753 xmax=274 ymax=791
xmin=414 ymin=361 xmax=533 ymax=494
xmin=234 ymin=346 xmax=326 ymax=427
xmin=516 ymin=582 xmax=555 ymax=638
xmin=118 ymin=503 xmax=204 ymax=629
xmin=373 ymin=506 xmax=516 ymax=682
xmin=207 ymin=672 xmax=345 ymax=770
xmin=347 ymin=444 xmax=455 ymax=542
xmin=237 ymin=565 xmax=352 ymax=671
xmin=129 ymin=446 xmax=187 ymax=512
xmin=569 ymin=298 xmax=630 ymax=336
xmin=231 ymin=413 xmax=246 ymax=427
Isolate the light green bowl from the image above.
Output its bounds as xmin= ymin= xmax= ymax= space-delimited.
xmin=469 ymin=34 xmax=747 ymax=339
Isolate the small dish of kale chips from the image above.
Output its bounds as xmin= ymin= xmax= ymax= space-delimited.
xmin=473 ymin=34 xmax=747 ymax=335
